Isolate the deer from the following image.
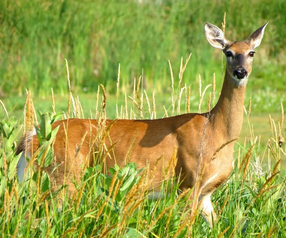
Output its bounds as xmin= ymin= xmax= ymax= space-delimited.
xmin=16 ymin=22 xmax=267 ymax=226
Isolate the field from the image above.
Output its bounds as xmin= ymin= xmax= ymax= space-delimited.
xmin=1 ymin=0 xmax=286 ymax=237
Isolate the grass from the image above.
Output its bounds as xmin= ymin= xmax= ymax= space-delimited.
xmin=1 ymin=0 xmax=286 ymax=102
xmin=0 ymin=112 xmax=285 ymax=237
xmin=0 ymin=56 xmax=286 ymax=236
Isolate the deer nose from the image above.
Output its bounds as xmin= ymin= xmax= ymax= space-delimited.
xmin=234 ymin=68 xmax=248 ymax=79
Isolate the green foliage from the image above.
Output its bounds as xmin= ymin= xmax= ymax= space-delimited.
xmin=0 ymin=0 xmax=285 ymax=98
xmin=35 ymin=112 xmax=61 ymax=168
xmin=0 ymin=109 xmax=285 ymax=236
xmin=103 ymin=162 xmax=144 ymax=202
xmin=0 ymin=119 xmax=22 ymax=195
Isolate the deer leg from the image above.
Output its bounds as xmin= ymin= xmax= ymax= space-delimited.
xmin=199 ymin=193 xmax=217 ymax=227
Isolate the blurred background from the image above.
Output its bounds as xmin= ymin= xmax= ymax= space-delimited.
xmin=0 ymin=0 xmax=285 ymax=117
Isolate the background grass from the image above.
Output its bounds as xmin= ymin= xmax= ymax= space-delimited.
xmin=0 ymin=0 xmax=286 ymax=100
xmin=1 ymin=0 xmax=286 ymax=116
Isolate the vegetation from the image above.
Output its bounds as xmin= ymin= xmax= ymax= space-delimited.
xmin=0 ymin=0 xmax=285 ymax=237
xmin=1 ymin=61 xmax=286 ymax=236
xmin=0 ymin=0 xmax=286 ymax=112
xmin=1 ymin=0 xmax=286 ymax=116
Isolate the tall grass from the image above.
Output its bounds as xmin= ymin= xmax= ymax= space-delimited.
xmin=1 ymin=0 xmax=286 ymax=99
xmin=0 ymin=54 xmax=285 ymax=236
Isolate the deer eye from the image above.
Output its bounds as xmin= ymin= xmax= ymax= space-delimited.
xmin=225 ymin=51 xmax=233 ymax=58
xmin=249 ymin=51 xmax=255 ymax=57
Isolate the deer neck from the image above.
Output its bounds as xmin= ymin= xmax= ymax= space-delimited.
xmin=210 ymin=70 xmax=247 ymax=141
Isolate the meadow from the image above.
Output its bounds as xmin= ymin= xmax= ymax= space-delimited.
xmin=1 ymin=71 xmax=286 ymax=237
xmin=0 ymin=0 xmax=286 ymax=237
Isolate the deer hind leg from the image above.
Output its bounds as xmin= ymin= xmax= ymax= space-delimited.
xmin=199 ymin=193 xmax=217 ymax=228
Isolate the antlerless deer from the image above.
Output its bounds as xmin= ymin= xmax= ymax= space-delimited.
xmin=17 ymin=22 xmax=267 ymax=226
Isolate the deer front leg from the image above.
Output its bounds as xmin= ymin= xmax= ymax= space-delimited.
xmin=199 ymin=193 xmax=217 ymax=228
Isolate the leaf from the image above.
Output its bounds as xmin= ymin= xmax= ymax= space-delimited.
xmin=35 ymin=126 xmax=43 ymax=144
xmin=120 ymin=173 xmax=137 ymax=192
xmin=0 ymin=177 xmax=6 ymax=196
xmin=48 ymin=124 xmax=59 ymax=142
xmin=124 ymin=227 xmax=146 ymax=238
xmin=245 ymin=185 xmax=257 ymax=198
xmin=8 ymin=153 xmax=21 ymax=180
xmin=109 ymin=167 xmax=117 ymax=176
xmin=37 ymin=126 xmax=59 ymax=167
xmin=37 ymin=141 xmax=53 ymax=167
xmin=43 ymin=113 xmax=52 ymax=139
xmin=41 ymin=172 xmax=50 ymax=193
xmin=51 ymin=112 xmax=63 ymax=124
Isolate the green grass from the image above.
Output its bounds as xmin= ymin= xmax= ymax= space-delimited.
xmin=1 ymin=64 xmax=286 ymax=236
xmin=1 ymin=0 xmax=286 ymax=103
xmin=1 ymin=0 xmax=285 ymax=117
xmin=0 ymin=101 xmax=285 ymax=237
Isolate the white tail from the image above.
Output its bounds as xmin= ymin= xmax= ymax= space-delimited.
xmin=16 ymin=22 xmax=267 ymax=226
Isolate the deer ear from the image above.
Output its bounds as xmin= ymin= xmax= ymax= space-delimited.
xmin=205 ymin=23 xmax=229 ymax=49
xmin=246 ymin=23 xmax=268 ymax=49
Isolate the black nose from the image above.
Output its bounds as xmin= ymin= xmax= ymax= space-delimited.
xmin=234 ymin=68 xmax=247 ymax=79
